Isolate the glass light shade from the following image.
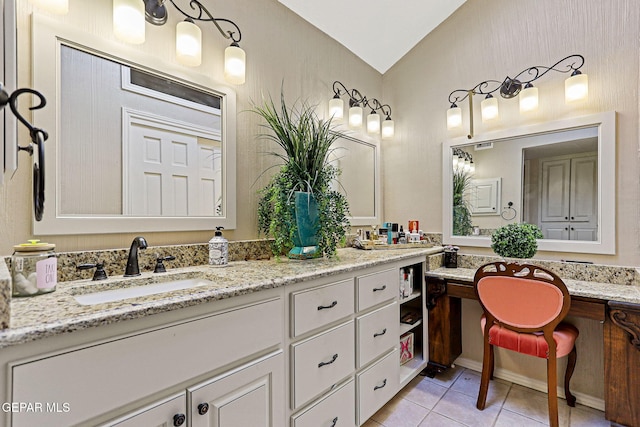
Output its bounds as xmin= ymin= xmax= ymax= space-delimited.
xmin=452 ymin=156 xmax=459 ymax=168
xmin=224 ymin=44 xmax=246 ymax=85
xmin=481 ymin=96 xmax=499 ymax=121
xmin=176 ymin=21 xmax=202 ymax=67
xmin=348 ymin=105 xmax=363 ymax=128
xmin=367 ymin=112 xmax=380 ymax=134
xmin=469 ymin=161 xmax=476 ymax=174
xmin=565 ymin=73 xmax=588 ymax=102
xmin=464 ymin=159 xmax=471 ymax=173
xmin=29 ymin=0 xmax=68 ymax=14
xmin=329 ymin=97 xmax=344 ymax=119
xmin=381 ymin=119 xmax=395 ymax=139
xmin=446 ymin=107 xmax=462 ymax=129
xmin=113 ymin=0 xmax=145 ymax=44
xmin=519 ymin=86 xmax=539 ymax=112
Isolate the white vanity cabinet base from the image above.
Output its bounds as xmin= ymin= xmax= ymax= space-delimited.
xmin=10 ymin=297 xmax=282 ymax=427
xmin=356 ymin=301 xmax=398 ymax=368
xmin=188 ymin=350 xmax=285 ymax=427
xmin=356 ymin=349 xmax=400 ymax=425
xmin=292 ymin=379 xmax=356 ymax=427
xmin=100 ymin=392 xmax=186 ymax=427
xmin=291 ymin=321 xmax=355 ymax=409
xmin=291 ymin=278 xmax=355 ymax=337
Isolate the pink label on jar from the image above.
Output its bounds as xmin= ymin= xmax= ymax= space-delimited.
xmin=36 ymin=257 xmax=57 ymax=289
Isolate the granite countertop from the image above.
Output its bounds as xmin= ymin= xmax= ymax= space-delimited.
xmin=426 ymin=267 xmax=640 ymax=304
xmin=0 ymin=246 xmax=442 ymax=349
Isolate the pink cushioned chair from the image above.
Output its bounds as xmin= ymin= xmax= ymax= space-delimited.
xmin=474 ymin=262 xmax=578 ymax=427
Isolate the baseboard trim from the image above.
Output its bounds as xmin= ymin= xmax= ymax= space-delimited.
xmin=453 ymin=357 xmax=605 ymax=411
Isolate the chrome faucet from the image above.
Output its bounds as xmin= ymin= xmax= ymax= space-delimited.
xmin=124 ymin=236 xmax=148 ymax=277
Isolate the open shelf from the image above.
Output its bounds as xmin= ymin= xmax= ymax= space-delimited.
xmin=399 ymin=291 xmax=421 ymax=304
xmin=399 ymin=349 xmax=425 ymax=386
xmin=400 ymin=319 xmax=422 ymax=336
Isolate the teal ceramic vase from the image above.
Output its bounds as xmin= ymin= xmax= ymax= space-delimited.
xmin=288 ymin=191 xmax=320 ymax=259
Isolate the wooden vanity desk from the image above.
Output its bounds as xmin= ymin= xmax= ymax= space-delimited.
xmin=425 ymin=268 xmax=640 ymax=427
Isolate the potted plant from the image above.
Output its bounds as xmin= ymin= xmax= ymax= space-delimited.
xmin=491 ymin=223 xmax=543 ymax=258
xmin=253 ymin=91 xmax=350 ymax=258
xmin=452 ymin=169 xmax=473 ymax=236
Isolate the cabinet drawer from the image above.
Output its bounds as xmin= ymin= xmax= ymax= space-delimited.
xmin=292 ymin=379 xmax=356 ymax=427
xmin=11 ymin=297 xmax=283 ymax=427
xmin=357 ymin=268 xmax=397 ymax=311
xmin=291 ymin=278 xmax=355 ymax=337
xmin=292 ymin=321 xmax=355 ymax=409
xmin=357 ymin=302 xmax=398 ymax=368
xmin=357 ymin=350 xmax=399 ymax=425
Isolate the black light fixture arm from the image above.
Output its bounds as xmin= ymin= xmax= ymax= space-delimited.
xmin=332 ymin=80 xmax=392 ymax=118
xmin=148 ymin=0 xmax=242 ymax=43
xmin=448 ymin=54 xmax=585 ymax=105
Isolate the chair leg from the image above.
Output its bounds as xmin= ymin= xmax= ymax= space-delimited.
xmin=564 ymin=345 xmax=577 ymax=407
xmin=547 ymin=353 xmax=559 ymax=427
xmin=477 ymin=340 xmax=494 ymax=410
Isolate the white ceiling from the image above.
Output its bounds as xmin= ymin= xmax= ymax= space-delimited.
xmin=278 ymin=0 xmax=467 ymax=74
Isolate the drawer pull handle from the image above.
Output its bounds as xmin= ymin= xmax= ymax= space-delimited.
xmin=318 ymin=301 xmax=338 ymax=310
xmin=373 ymin=285 xmax=387 ymax=292
xmin=173 ymin=413 xmax=186 ymax=426
xmin=318 ymin=353 xmax=339 ymax=368
xmin=330 ymin=416 xmax=339 ymax=427
xmin=374 ymin=378 xmax=387 ymax=391
xmin=197 ymin=402 xmax=209 ymax=415
xmin=373 ymin=328 xmax=387 ymax=338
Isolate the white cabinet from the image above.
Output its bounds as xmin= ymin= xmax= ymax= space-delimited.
xmin=287 ymin=256 xmax=428 ymax=426
xmin=189 ymin=351 xmax=284 ymax=427
xmin=100 ymin=393 xmax=186 ymax=427
xmin=398 ymin=262 xmax=428 ymax=387
xmin=469 ymin=178 xmax=501 ymax=215
xmin=540 ymin=154 xmax=597 ymax=240
xmin=10 ymin=295 xmax=284 ymax=427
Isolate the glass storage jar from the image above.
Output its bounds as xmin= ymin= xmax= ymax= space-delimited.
xmin=11 ymin=240 xmax=57 ymax=297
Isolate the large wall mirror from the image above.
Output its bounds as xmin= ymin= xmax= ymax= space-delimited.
xmin=32 ymin=14 xmax=236 ymax=235
xmin=330 ymin=133 xmax=381 ymax=226
xmin=442 ymin=111 xmax=616 ymax=254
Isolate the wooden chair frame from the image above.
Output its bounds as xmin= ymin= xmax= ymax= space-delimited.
xmin=474 ymin=262 xmax=577 ymax=427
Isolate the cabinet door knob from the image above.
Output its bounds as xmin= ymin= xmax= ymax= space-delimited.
xmin=173 ymin=413 xmax=186 ymax=426
xmin=571 ymin=216 xmax=574 ymax=220
xmin=330 ymin=416 xmax=339 ymax=427
xmin=373 ymin=285 xmax=387 ymax=292
xmin=373 ymin=328 xmax=387 ymax=338
xmin=318 ymin=353 xmax=338 ymax=368
xmin=197 ymin=402 xmax=209 ymax=415
xmin=317 ymin=301 xmax=338 ymax=310
xmin=565 ymin=217 xmax=568 ymax=220
xmin=571 ymin=227 xmax=574 ymax=231
xmin=374 ymin=378 xmax=387 ymax=391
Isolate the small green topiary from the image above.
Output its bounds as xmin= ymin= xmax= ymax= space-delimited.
xmin=490 ymin=223 xmax=544 ymax=259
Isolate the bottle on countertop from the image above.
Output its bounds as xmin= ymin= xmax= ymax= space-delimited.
xmin=398 ymin=225 xmax=407 ymax=244
xmin=209 ymin=227 xmax=229 ymax=267
xmin=11 ymin=239 xmax=57 ymax=296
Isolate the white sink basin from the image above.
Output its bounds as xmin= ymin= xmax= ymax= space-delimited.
xmin=74 ymin=278 xmax=213 ymax=305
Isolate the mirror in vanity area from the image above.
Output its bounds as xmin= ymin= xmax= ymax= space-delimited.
xmin=30 ymin=13 xmax=237 ymax=235
xmin=442 ymin=111 xmax=616 ymax=254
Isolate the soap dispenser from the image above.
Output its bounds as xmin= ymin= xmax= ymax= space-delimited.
xmin=209 ymin=227 xmax=229 ymax=267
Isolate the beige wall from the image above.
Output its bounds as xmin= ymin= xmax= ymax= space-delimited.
xmin=383 ymin=0 xmax=640 ymax=267
xmin=0 ymin=0 xmax=382 ymax=255
xmin=383 ymin=0 xmax=639 ymax=403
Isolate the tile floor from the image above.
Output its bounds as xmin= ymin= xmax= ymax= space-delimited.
xmin=363 ymin=366 xmax=615 ymax=427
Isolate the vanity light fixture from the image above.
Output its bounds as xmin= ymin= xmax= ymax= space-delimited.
xmin=112 ymin=0 xmax=246 ymax=84
xmin=452 ymin=148 xmax=474 ymax=174
xmin=330 ymin=81 xmax=395 ymax=138
xmin=447 ymin=54 xmax=587 ymax=138
xmin=29 ymin=0 xmax=69 ymax=15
